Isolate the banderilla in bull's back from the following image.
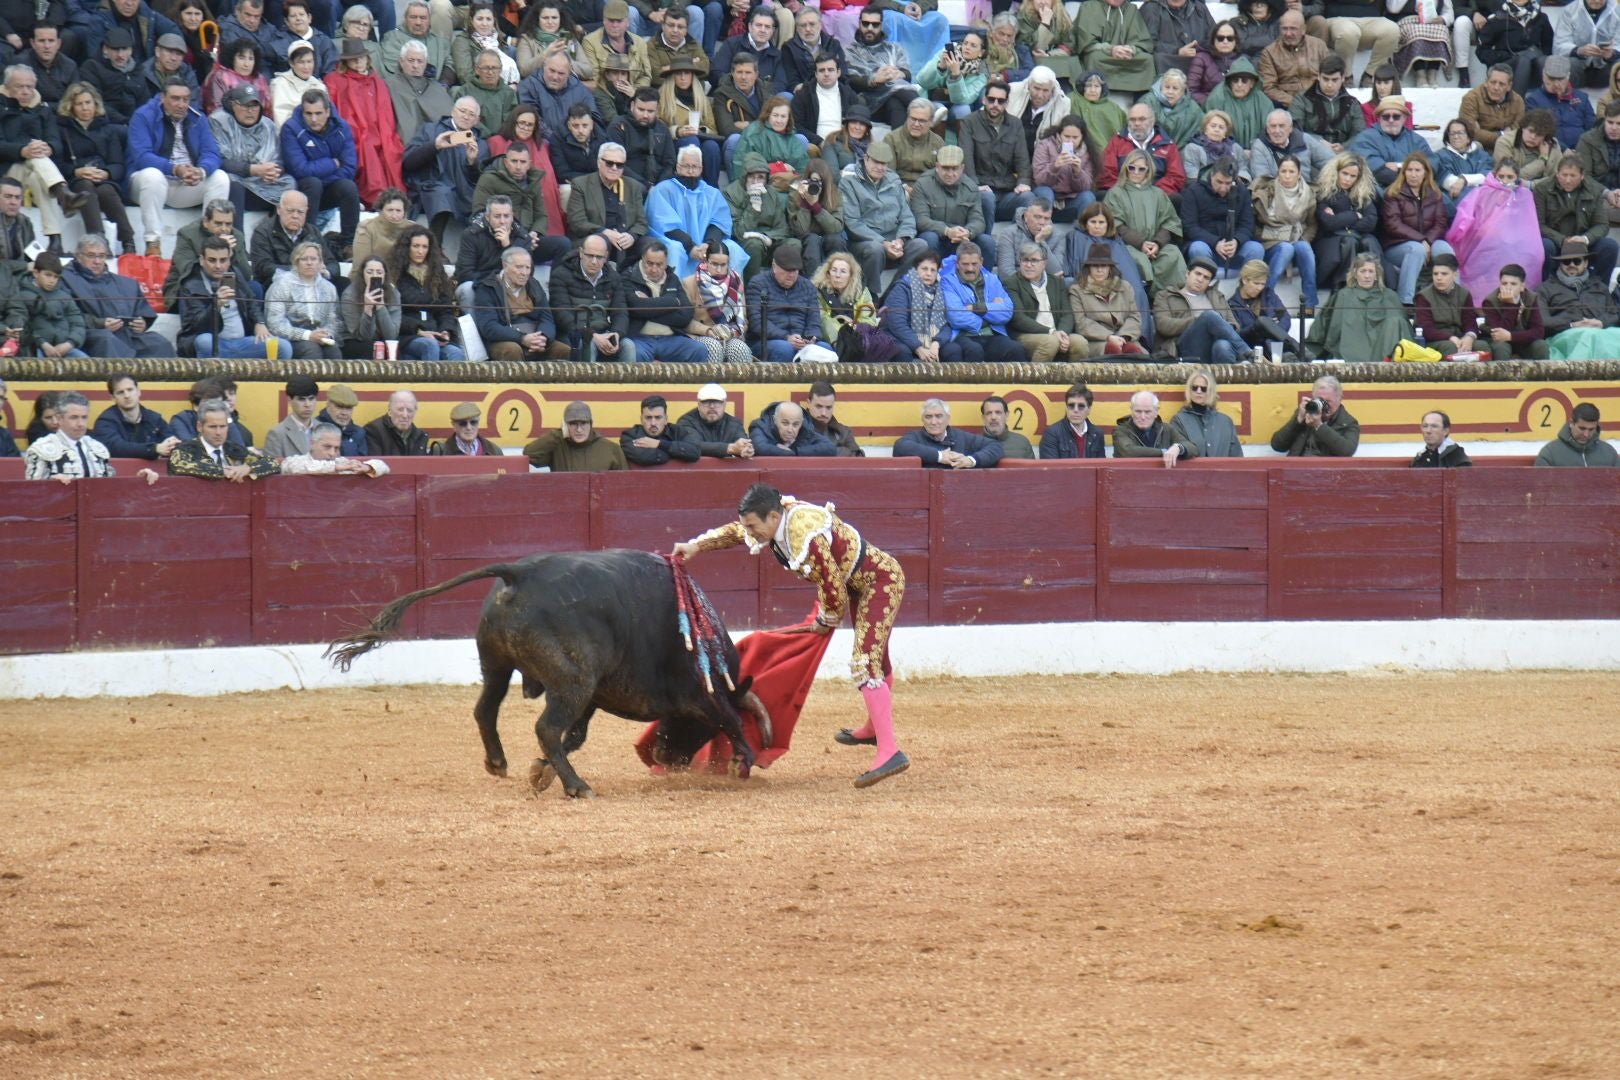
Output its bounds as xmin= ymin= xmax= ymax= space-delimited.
xmin=325 ymin=548 xmax=771 ymax=799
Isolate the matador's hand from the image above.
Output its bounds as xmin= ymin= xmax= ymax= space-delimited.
xmin=670 ymin=542 xmax=700 ymax=560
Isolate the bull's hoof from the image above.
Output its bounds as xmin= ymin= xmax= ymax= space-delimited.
xmin=485 ymin=758 xmax=509 ymax=778
xmin=854 ymin=751 xmax=910 ymax=789
xmin=834 ymin=728 xmax=877 ymax=747
xmin=565 ymin=784 xmax=595 ymax=800
xmin=528 ymin=757 xmax=556 ymax=793
xmin=730 ymin=757 xmax=752 ymax=781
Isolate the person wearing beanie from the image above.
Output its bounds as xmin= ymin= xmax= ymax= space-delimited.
xmin=19 ymin=252 xmax=89 ymax=358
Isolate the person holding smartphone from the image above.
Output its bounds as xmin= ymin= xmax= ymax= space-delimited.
xmin=339 ymin=256 xmax=403 ymax=358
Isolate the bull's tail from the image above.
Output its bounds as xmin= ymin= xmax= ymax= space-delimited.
xmin=324 ymin=563 xmax=525 ymax=671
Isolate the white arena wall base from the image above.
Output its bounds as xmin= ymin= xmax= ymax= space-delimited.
xmin=3 ymin=620 xmax=1617 ymax=700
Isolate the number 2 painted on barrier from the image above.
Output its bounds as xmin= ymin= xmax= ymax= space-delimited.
xmin=507 ymin=406 xmax=521 ymax=433
xmin=1012 ymin=406 xmax=1026 ymax=431
xmin=1539 ymin=404 xmax=1553 ymax=429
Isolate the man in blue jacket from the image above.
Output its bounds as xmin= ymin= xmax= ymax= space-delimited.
xmin=745 ymin=244 xmax=828 ymax=362
xmin=939 ymin=243 xmax=1022 ymax=363
xmin=92 ymin=373 xmax=179 ymax=460
xmin=278 ymin=89 xmax=361 ymax=258
xmin=1347 ymin=96 xmax=1435 ymax=187
xmin=126 ymin=79 xmax=229 ymax=257
xmin=893 ymin=398 xmax=1005 ymax=468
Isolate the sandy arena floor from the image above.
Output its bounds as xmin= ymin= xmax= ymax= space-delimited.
xmin=2 ymin=672 xmax=1618 ymax=1079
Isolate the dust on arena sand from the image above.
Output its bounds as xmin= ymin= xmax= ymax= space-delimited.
xmin=2 ymin=672 xmax=1617 ymax=1078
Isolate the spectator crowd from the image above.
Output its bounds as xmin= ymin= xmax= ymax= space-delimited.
xmin=8 ymin=0 xmax=1620 ymax=364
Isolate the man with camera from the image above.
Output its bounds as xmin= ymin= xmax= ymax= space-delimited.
xmin=401 ymin=95 xmax=488 ymax=245
xmin=551 ymin=234 xmax=637 ymax=362
xmin=176 ymin=235 xmax=291 ymax=359
xmin=1269 ymin=374 xmax=1361 ymax=456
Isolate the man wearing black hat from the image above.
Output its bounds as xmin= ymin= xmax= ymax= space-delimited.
xmin=264 ymin=375 xmax=324 ymax=459
xmin=78 ymin=27 xmax=146 ymax=125
xmin=1538 ymin=237 xmax=1620 ymax=336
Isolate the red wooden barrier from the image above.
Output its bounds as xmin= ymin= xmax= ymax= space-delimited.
xmin=2 ymin=464 xmax=1617 ymax=657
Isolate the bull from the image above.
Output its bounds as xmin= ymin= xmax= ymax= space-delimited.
xmin=325 ymin=549 xmax=771 ymax=799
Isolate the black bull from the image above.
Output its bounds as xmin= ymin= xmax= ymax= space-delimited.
xmin=325 ymin=549 xmax=772 ymax=798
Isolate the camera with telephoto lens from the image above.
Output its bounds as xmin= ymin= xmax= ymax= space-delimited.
xmin=807 ymin=173 xmax=823 ymax=198
xmin=1304 ymin=397 xmax=1327 ymax=416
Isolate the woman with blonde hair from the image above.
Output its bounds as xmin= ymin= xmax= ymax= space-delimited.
xmin=658 ymin=57 xmax=721 ymax=185
xmin=265 ymin=241 xmax=343 ymax=360
xmin=1305 ymin=253 xmax=1411 ymax=362
xmin=56 ymin=83 xmax=135 ymax=254
xmin=814 ymin=251 xmax=898 ymax=362
xmin=1312 ymin=151 xmax=1381 ymax=291
xmin=1170 ymin=369 xmax=1243 ymax=456
xmin=1103 ymin=148 xmax=1188 ymax=292
xmin=1182 ymin=109 xmax=1248 ymax=181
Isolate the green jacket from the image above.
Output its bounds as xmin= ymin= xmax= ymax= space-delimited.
xmin=1304 ymin=284 xmax=1410 ymax=364
xmin=20 ymin=277 xmax=87 ymax=349
xmin=730 ymin=121 xmax=810 ymax=181
xmin=460 ymin=80 xmax=518 ymax=136
xmin=523 ymin=430 xmax=629 ymax=472
xmin=1269 ymin=403 xmax=1361 ymax=457
xmin=1001 ymin=271 xmax=1076 ymax=336
xmin=1533 ymin=174 xmax=1611 ymax=247
xmin=1112 ymin=416 xmax=1198 ymax=458
xmin=565 ymin=173 xmax=647 ymax=241
xmin=723 ymin=168 xmax=793 ymax=243
xmin=473 ymin=161 xmax=552 ymax=235
xmin=1534 ymin=423 xmax=1619 ymax=466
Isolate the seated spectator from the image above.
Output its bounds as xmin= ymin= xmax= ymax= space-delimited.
xmin=679 ymin=244 xmax=754 ymax=363
xmin=317 ymin=382 xmax=367 ymax=457
xmin=249 ymin=189 xmax=339 ymax=292
xmin=1104 ymin=149 xmax=1189 ymax=293
xmin=127 ymin=79 xmax=230 ymax=257
xmin=1525 ymin=56 xmax=1594 ymax=153
xmin=431 ymin=402 xmax=503 ymax=458
xmin=1360 ymin=66 xmax=1413 ymax=130
xmin=24 ymin=388 xmax=61 ymax=443
xmin=1306 ymin=254 xmax=1409 ymax=361
xmin=840 ymin=141 xmax=928 ymax=294
xmin=209 ymin=82 xmax=295 ymax=223
xmin=385 ymin=40 xmax=455 ymax=147
xmin=552 ymin=235 xmax=635 ymax=361
xmin=674 ymin=382 xmax=753 ymax=459
xmin=202 ymin=37 xmax=271 ymax=114
xmin=1415 ymin=254 xmax=1485 ymax=358
xmin=1113 ymin=390 xmax=1197 ymax=467
xmin=1204 ymin=57 xmax=1269 ymax=148
xmin=470 ymin=142 xmax=570 ymax=266
xmin=326 ymin=36 xmax=402 ymax=203
xmin=894 ymin=397 xmax=1005 ymax=469
xmin=963 ymin=78 xmax=1046 ymax=225
xmin=1412 ymin=410 xmax=1473 ymax=468
xmin=1269 ymin=374 xmax=1360 ymax=456
xmin=991 ymin=197 xmax=1067 ymax=282
xmin=979 ymin=395 xmax=1034 ymax=459
xmin=263 ymin=375 xmax=323 ymax=459
xmin=364 ymin=390 xmax=430 ymax=455
xmin=1069 ymin=243 xmax=1149 ymax=357
xmin=351 ymin=189 xmax=411 ymax=273
xmin=1182 ymin=157 xmax=1265 ymax=279
xmin=844 ymin=9 xmax=922 ymax=128
xmin=92 ymin=373 xmax=179 ymax=461
xmin=884 ymin=100 xmax=943 ymax=187
xmin=1142 ymin=69 xmax=1203 ymax=148
xmin=402 ymin=95 xmax=488 ymax=244
xmin=60 ymin=236 xmax=168 ymax=358
xmin=18 ymin=253 xmax=87 ymax=358
xmin=1380 ymin=152 xmax=1453 ymax=305
xmin=471 ymin=247 xmax=569 ymax=361
xmin=712 ymin=52 xmax=766 ymax=168
xmin=940 ymin=241 xmax=1023 ymax=364
xmin=1348 ymin=96 xmax=1433 ymax=188
xmin=456 ymin=196 xmax=541 ymax=302
xmin=1289 ymin=55 xmax=1364 ymax=153
xmin=1535 ymin=153 xmax=1618 ymax=282
xmin=1072 ymin=0 xmax=1155 ymax=91
xmin=816 ymin=251 xmax=899 ymax=361
xmin=1535 ymin=401 xmax=1618 ymax=466
xmin=1249 ymin=110 xmax=1333 ymax=184
xmin=139 ymin=33 xmax=201 ymax=102
xmin=654 ymin=57 xmax=723 ymax=186
xmin=168 ymin=397 xmax=280 ymax=481
xmin=168 ymin=376 xmax=257 ymax=446
xmin=749 ymin=400 xmax=835 ymax=457
xmin=1437 ymin=118 xmax=1494 ymax=203
xmin=1477 ymin=0 xmax=1552 ymax=94
xmin=1252 ymin=156 xmax=1319 ymax=315
xmin=456 ymin=45 xmax=519 ymax=135
xmin=280 ymin=89 xmax=361 ymax=258
xmin=0 ymin=377 xmax=18 ymax=457
xmin=1314 ymin=150 xmax=1383 ymax=290
xmin=217 ymin=0 xmax=280 ymax=70
xmin=730 ymin=94 xmax=809 ymax=182
xmin=1232 ymin=0 xmax=1281 ymax=60
xmin=623 ymin=240 xmax=707 ymax=363
xmin=280 ymin=422 xmax=391 ymax=476
xmin=519 ymin=52 xmax=601 ymax=153
xmin=80 ymin=28 xmax=146 ymax=126
xmin=724 ymin=153 xmax=793 ymax=278
xmin=1460 ymin=65 xmax=1525 ymax=154
xmin=566 ymin=141 xmax=647 ymax=265
xmin=1479 ymin=262 xmax=1549 ymax=360
xmin=649 ymin=146 xmax=747 ymax=284
xmin=1002 ymin=241 xmax=1089 ymax=362
xmin=1073 ymin=201 xmax=1153 ymax=322
xmin=1259 ymin=11 xmax=1328 ymax=107
xmin=914 ymin=146 xmax=996 ymax=267
xmin=1553 ymin=0 xmax=1620 ymax=88
xmin=1495 ymin=108 xmax=1562 ymax=183
xmin=1171 ymin=370 xmax=1244 ymax=457
xmin=1541 ymin=236 xmax=1620 ymax=337
xmin=1030 ymin=116 xmax=1096 ymax=225
xmin=747 ymin=244 xmax=828 ymax=362
xmin=272 ymin=39 xmax=326 ymax=124
xmin=647 ymin=9 xmax=711 ymax=88
xmin=381 ymin=1 xmax=448 ymax=78
xmin=1183 ymin=109 xmax=1248 ymax=185
xmin=55 ymin=82 xmax=136 ymax=256
xmin=1039 ymin=382 xmax=1106 ymax=458
xmin=1151 ymin=257 xmax=1247 ymax=363
xmin=1 ymin=66 xmax=90 ymax=256
xmin=388 ymin=225 xmax=464 ymax=362
xmin=804 ymin=381 xmax=864 ymax=457
xmin=264 ymin=241 xmax=342 ymax=359
xmin=881 ymin=250 xmax=958 ymax=363
xmin=552 ymin=103 xmax=605 ymax=185
xmin=916 ymin=31 xmax=988 ymax=124
xmin=338 ymin=256 xmax=400 ymax=359
xmin=164 ymin=199 xmax=249 ymax=310
xmin=620 ymin=393 xmax=700 ymax=466
xmin=1016 ymin=0 xmax=1080 ymax=86
xmin=1228 ymin=258 xmax=1295 ymax=359
xmin=26 ymin=391 xmax=117 ymax=480
xmin=607 ymin=87 xmax=675 ymax=189
xmin=1099 ymin=101 xmax=1187 ymax=196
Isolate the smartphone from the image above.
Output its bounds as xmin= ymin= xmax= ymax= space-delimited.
xmin=451 ymin=129 xmax=476 ymax=145
xmin=1061 ymin=140 xmax=1075 ymax=156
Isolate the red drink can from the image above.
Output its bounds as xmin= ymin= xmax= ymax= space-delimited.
xmin=373 ymin=341 xmax=386 ymax=361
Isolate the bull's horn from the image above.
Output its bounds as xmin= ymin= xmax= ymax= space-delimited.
xmin=740 ymin=689 xmax=773 ymax=749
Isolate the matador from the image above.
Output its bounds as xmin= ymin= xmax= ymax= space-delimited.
xmin=673 ymin=482 xmax=910 ymax=788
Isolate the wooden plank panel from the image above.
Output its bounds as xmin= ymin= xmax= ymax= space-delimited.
xmin=1275 ymin=589 xmax=1445 ymax=619
xmin=79 ymin=602 xmax=251 ymax=649
xmin=260 ymin=516 xmax=416 ymax=561
xmin=90 ymin=557 xmax=257 ymax=607
xmin=82 ymin=481 xmax=252 ymax=518
xmin=1103 ymin=583 xmax=1269 ymax=621
xmin=765 ymin=468 xmax=929 ymax=510
xmin=259 ymin=559 xmax=419 ymax=604
xmin=940 ymin=550 xmax=1097 ymax=588
xmin=1108 ymin=507 xmax=1268 ymax=548
xmin=599 ymin=469 xmax=761 ymax=510
xmin=1277 ymin=552 xmax=1443 ymax=590
xmin=1107 ymin=546 xmax=1269 ymax=585
xmin=1108 ymin=469 xmax=1268 ymax=509
xmin=938 ymin=469 xmax=1095 ymax=552
xmin=1453 ymin=468 xmax=1620 ymax=506
xmin=259 ymin=476 xmax=417 ymax=517
xmin=418 ymin=474 xmax=590 ymax=518
xmin=85 ymin=516 xmax=253 ymax=561
xmin=940 ymin=584 xmax=1095 ymax=624
xmin=1455 ymin=543 xmax=1619 ymax=581
xmin=0 ymin=487 xmax=76 ymax=654
xmin=1451 ymin=581 xmax=1620 ymax=618
xmin=1280 ymin=521 xmax=1446 ymax=557
xmin=1454 ymin=511 xmax=1620 ymax=545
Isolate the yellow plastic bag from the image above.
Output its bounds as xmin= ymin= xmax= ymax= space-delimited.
xmin=1391 ymin=338 xmax=1443 ymax=363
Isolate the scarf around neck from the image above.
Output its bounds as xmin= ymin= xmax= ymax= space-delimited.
xmin=697 ymin=266 xmax=745 ymax=330
xmin=903 ymin=270 xmax=948 ymax=342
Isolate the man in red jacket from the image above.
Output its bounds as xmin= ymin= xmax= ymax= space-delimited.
xmin=1098 ymin=103 xmax=1187 ymax=196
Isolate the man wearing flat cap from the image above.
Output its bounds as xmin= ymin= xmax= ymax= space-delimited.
xmin=138 ymin=31 xmax=200 ymax=98
xmin=524 ymin=402 xmax=629 ymax=471
xmin=676 ymin=382 xmax=754 ymax=458
xmin=582 ymin=0 xmax=653 ymax=89
xmin=318 ymin=383 xmax=368 ymax=457
xmin=839 ymin=139 xmax=930 ymax=297
xmin=434 ymin=402 xmax=505 ymax=457
xmin=264 ymin=375 xmax=325 ymax=459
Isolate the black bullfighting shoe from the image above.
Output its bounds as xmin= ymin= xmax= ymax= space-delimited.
xmin=835 ymin=727 xmax=878 ymax=746
xmin=854 ymin=751 xmax=910 ymax=788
